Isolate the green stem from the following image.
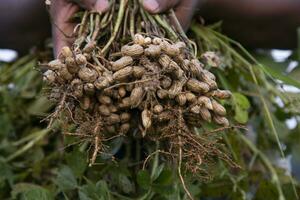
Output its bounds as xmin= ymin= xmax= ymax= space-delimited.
xmin=150 ymin=142 xmax=159 ymax=178
xmin=214 ymin=29 xmax=298 ymax=199
xmin=137 ymin=142 xmax=160 ymax=200
xmin=239 ymin=134 xmax=285 ymax=200
xmin=153 ymin=15 xmax=178 ymax=41
xmin=79 ymin=11 xmax=89 ymax=36
xmin=110 ymin=192 xmax=133 ymax=200
xmin=123 ymin=4 xmax=130 ymax=39
xmin=87 ymin=13 xmax=95 ymax=40
xmin=144 ymin=10 xmax=161 ymax=36
xmin=169 ymin=10 xmax=193 ymax=50
xmin=192 ymin=24 xmax=285 ymax=158
xmin=101 ymin=1 xmax=114 ymax=28
xmin=101 ymin=0 xmax=127 ymax=55
xmin=91 ymin=14 xmax=101 ymax=41
xmin=129 ymin=0 xmax=137 ymax=38
xmin=5 ymin=129 xmax=50 ymax=162
xmin=220 ymin=32 xmax=285 ymax=159
xmin=12 ymin=131 xmax=41 ymax=146
xmin=139 ymin=5 xmax=150 ymax=34
xmin=191 ymin=24 xmax=298 ymax=199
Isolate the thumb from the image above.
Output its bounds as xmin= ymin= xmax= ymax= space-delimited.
xmin=80 ymin=0 xmax=110 ymax=12
xmin=143 ymin=0 xmax=180 ymax=14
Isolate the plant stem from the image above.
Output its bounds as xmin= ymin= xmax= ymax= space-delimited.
xmin=239 ymin=134 xmax=286 ymax=200
xmin=129 ymin=1 xmax=136 ymax=38
xmin=6 ymin=129 xmax=49 ymax=162
xmin=87 ymin=13 xmax=95 ymax=40
xmin=92 ymin=14 xmax=101 ymax=41
xmin=101 ymin=1 xmax=115 ymax=28
xmin=144 ymin=10 xmax=161 ymax=36
xmin=138 ymin=142 xmax=160 ymax=200
xmin=79 ymin=11 xmax=89 ymax=36
xmin=192 ymin=24 xmax=298 ymax=200
xmin=192 ymin=25 xmax=285 ymax=158
xmin=150 ymin=142 xmax=159 ymax=178
xmin=101 ymin=0 xmax=127 ymax=55
xmin=12 ymin=131 xmax=41 ymax=146
xmin=169 ymin=10 xmax=193 ymax=50
xmin=153 ymin=15 xmax=178 ymax=41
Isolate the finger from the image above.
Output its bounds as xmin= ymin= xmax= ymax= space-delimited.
xmin=174 ymin=0 xmax=199 ymax=31
xmin=51 ymin=1 xmax=79 ymax=57
xmin=53 ymin=25 xmax=74 ymax=57
xmin=143 ymin=0 xmax=180 ymax=14
xmin=94 ymin=0 xmax=110 ymax=12
xmin=81 ymin=0 xmax=110 ymax=13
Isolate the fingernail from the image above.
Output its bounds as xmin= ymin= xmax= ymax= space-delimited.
xmin=143 ymin=0 xmax=159 ymax=12
xmin=95 ymin=0 xmax=109 ymax=13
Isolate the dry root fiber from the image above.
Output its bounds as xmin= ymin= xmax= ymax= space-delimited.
xmin=43 ymin=0 xmax=236 ymax=189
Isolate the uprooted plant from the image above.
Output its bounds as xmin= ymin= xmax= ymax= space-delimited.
xmin=42 ymin=1 xmax=238 ymax=198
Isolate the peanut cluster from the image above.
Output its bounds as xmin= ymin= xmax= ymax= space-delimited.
xmin=43 ymin=34 xmax=231 ymax=164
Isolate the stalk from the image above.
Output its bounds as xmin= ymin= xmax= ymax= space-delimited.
xmin=6 ymin=129 xmax=50 ymax=162
xmin=101 ymin=0 xmax=128 ymax=55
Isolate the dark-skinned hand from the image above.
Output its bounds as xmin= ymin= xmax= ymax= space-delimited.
xmin=143 ymin=0 xmax=201 ymax=30
xmin=50 ymin=0 xmax=200 ymax=56
xmin=50 ymin=0 xmax=109 ymax=57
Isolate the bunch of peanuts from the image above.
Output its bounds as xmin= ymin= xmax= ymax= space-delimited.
xmin=43 ymin=34 xmax=231 ymax=137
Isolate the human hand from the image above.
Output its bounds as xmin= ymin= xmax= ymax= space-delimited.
xmin=50 ymin=0 xmax=109 ymax=57
xmin=142 ymin=0 xmax=201 ymax=30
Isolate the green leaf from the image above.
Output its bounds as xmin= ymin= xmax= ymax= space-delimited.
xmin=282 ymin=183 xmax=299 ymax=200
xmin=55 ymin=165 xmax=77 ymax=191
xmin=78 ymin=191 xmax=93 ymax=200
xmin=253 ymin=180 xmax=279 ymax=200
xmin=11 ymin=183 xmax=53 ymax=200
xmin=153 ymin=169 xmax=173 ymax=186
xmin=289 ymin=66 xmax=300 ymax=80
xmin=118 ymin=174 xmax=134 ymax=194
xmin=95 ymin=180 xmax=111 ymax=199
xmin=137 ymin=170 xmax=151 ymax=190
xmin=78 ymin=179 xmax=111 ymax=200
xmin=65 ymin=148 xmax=87 ymax=177
xmin=151 ymin=163 xmax=165 ymax=180
xmin=232 ymin=93 xmax=250 ymax=123
xmin=234 ymin=106 xmax=248 ymax=124
xmin=152 ymin=185 xmax=174 ymax=196
xmin=232 ymin=93 xmax=250 ymax=110
xmin=259 ymin=64 xmax=300 ymax=89
xmin=0 ymin=160 xmax=13 ymax=186
xmin=201 ymin=179 xmax=232 ymax=197
xmin=255 ymin=53 xmax=289 ymax=73
xmin=27 ymin=96 xmax=52 ymax=116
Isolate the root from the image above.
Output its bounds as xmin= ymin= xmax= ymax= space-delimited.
xmin=90 ymin=135 xmax=100 ymax=166
xmin=178 ymin=136 xmax=194 ymax=200
xmin=142 ymin=150 xmax=173 ymax=170
xmin=104 ymin=78 xmax=153 ymax=91
xmin=89 ymin=119 xmax=102 ymax=166
xmin=203 ymin=125 xmax=248 ymax=135
xmin=45 ymin=92 xmax=67 ymax=128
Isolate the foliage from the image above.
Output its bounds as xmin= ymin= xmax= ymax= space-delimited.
xmin=1 ymin=22 xmax=300 ymax=199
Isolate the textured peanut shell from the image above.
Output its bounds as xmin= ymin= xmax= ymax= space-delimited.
xmin=113 ymin=66 xmax=133 ymax=81
xmin=121 ymin=44 xmax=144 ymax=56
xmin=186 ymin=79 xmax=210 ymax=94
xmin=142 ymin=109 xmax=152 ymax=129
xmin=111 ymin=56 xmax=133 ymax=71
